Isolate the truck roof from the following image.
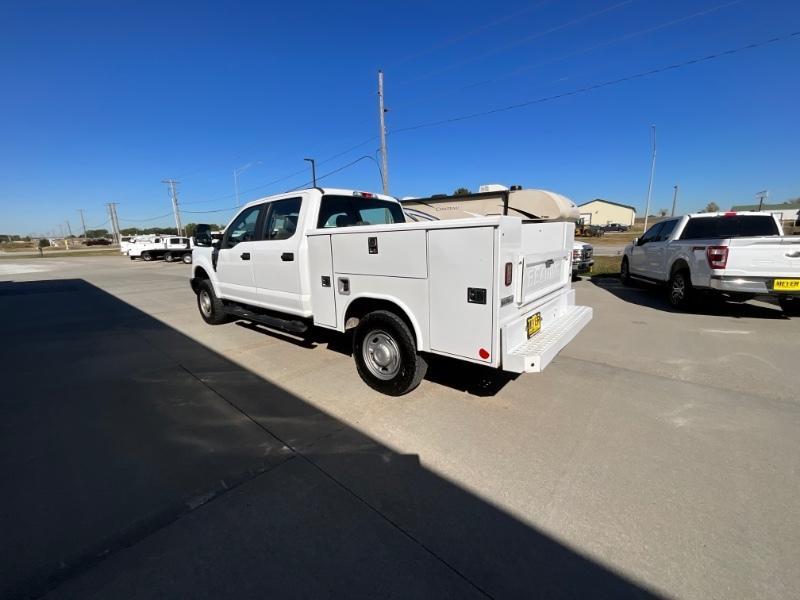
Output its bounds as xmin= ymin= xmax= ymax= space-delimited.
xmin=242 ymin=187 xmax=399 ymax=210
xmin=683 ymin=211 xmax=776 ymax=219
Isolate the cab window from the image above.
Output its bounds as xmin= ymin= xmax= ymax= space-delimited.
xmin=317 ymin=195 xmax=405 ymax=228
xmin=264 ymin=197 xmax=302 ymax=240
xmin=638 ymin=222 xmax=663 ymax=245
xmin=656 ymin=219 xmax=678 ymax=241
xmin=224 ymin=205 xmax=263 ymax=248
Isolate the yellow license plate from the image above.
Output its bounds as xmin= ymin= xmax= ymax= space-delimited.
xmin=774 ymin=279 xmax=800 ymax=291
xmin=527 ymin=313 xmax=542 ymax=339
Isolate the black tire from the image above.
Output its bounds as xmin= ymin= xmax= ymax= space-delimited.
xmin=196 ymin=279 xmax=229 ymax=325
xmin=353 ymin=310 xmax=427 ymax=396
xmin=142 ymin=251 xmax=153 ymax=262
xmin=620 ymin=257 xmax=632 ymax=285
xmin=182 ymin=253 xmax=192 ymax=264
xmin=668 ymin=269 xmax=693 ymax=310
xmin=779 ymin=295 xmax=800 ymax=316
xmin=164 ymin=252 xmax=173 ymax=263
xmin=129 ymin=255 xmax=135 ymax=261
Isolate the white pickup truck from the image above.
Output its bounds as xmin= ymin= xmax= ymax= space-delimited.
xmin=128 ymin=236 xmax=193 ymax=263
xmin=189 ymin=187 xmax=592 ymax=395
xmin=621 ymin=212 xmax=800 ymax=313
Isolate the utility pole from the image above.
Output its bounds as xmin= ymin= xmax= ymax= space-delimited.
xmin=304 ymin=158 xmax=317 ymax=187
xmin=162 ymin=179 xmax=183 ymax=236
xmin=643 ymin=124 xmax=657 ymax=233
xmin=78 ymin=209 xmax=87 ymax=239
xmin=671 ymin=184 xmax=679 ymax=217
xmin=111 ymin=204 xmax=122 ymax=242
xmin=106 ymin=203 xmax=121 ymax=244
xmin=756 ymin=190 xmax=768 ymax=212
xmin=66 ymin=221 xmax=73 ymax=237
xmin=377 ymin=69 xmax=389 ymax=195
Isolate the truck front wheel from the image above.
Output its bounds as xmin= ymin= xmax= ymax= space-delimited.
xmin=182 ymin=253 xmax=192 ymax=264
xmin=353 ymin=310 xmax=427 ymax=396
xmin=197 ymin=280 xmax=229 ymax=325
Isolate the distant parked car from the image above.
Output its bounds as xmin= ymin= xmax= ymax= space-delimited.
xmin=602 ymin=223 xmax=629 ymax=232
xmin=86 ymin=238 xmax=112 ymax=246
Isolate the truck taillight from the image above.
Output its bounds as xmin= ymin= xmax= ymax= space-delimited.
xmin=505 ymin=262 xmax=513 ymax=286
xmin=706 ymin=246 xmax=729 ymax=269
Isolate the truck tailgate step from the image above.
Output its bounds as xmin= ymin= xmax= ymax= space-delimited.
xmin=506 ymin=305 xmax=592 ymax=373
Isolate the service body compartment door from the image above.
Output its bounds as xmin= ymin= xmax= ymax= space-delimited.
xmin=428 ymin=226 xmax=495 ymax=363
xmin=307 ymin=235 xmax=337 ymax=327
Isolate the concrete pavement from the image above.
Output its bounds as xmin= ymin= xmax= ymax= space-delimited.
xmin=1 ymin=256 xmax=798 ymax=599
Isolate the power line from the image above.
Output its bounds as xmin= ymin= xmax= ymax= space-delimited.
xmin=396 ymin=0 xmax=637 ymax=87
xmin=389 ymin=30 xmax=800 ymax=136
xmin=117 ymin=212 xmax=175 ymax=222
xmin=392 ymin=0 xmax=747 ymax=110
xmin=388 ymin=0 xmax=554 ymax=66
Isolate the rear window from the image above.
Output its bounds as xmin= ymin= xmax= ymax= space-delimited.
xmin=317 ymin=195 xmax=405 ymax=228
xmin=680 ymin=215 xmax=779 ymax=240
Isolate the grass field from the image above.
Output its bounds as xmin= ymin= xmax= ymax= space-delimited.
xmin=589 ymin=255 xmax=622 ymax=277
xmin=0 ymin=249 xmax=121 ymax=259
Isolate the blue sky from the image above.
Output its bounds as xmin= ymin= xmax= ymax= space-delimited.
xmin=1 ymin=0 xmax=799 ymax=234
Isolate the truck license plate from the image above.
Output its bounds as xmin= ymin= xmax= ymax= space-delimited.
xmin=773 ymin=278 xmax=800 ymax=291
xmin=527 ymin=313 xmax=542 ymax=339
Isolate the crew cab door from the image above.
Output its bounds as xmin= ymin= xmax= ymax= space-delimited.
xmin=251 ymin=197 xmax=305 ymax=314
xmin=630 ymin=222 xmax=663 ymax=277
xmin=644 ymin=219 xmax=679 ymax=280
xmin=216 ymin=203 xmax=265 ymax=303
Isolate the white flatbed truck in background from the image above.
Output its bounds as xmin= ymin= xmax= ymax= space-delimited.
xmin=190 ymin=188 xmax=591 ymax=395
xmin=128 ymin=236 xmax=193 ymax=263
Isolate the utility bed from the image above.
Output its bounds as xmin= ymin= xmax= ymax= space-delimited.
xmin=307 ymin=215 xmax=591 ymax=372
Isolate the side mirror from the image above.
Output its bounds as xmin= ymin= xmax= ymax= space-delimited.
xmin=632 ymin=237 xmax=639 ymax=246
xmin=193 ymin=224 xmax=214 ymax=247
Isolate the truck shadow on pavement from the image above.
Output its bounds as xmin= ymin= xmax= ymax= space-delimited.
xmin=590 ymin=276 xmax=788 ymax=319
xmin=0 ymin=278 xmax=661 ymax=599
xmin=237 ymin=321 xmax=517 ymax=396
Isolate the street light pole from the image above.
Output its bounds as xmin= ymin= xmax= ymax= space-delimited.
xmin=756 ymin=190 xmax=768 ymax=212
xmin=304 ymin=158 xmax=317 ymax=188
xmin=643 ymin=124 xmax=657 ymax=233
xmin=671 ymin=184 xmax=679 ymax=217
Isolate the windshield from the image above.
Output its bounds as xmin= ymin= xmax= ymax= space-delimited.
xmin=680 ymin=215 xmax=779 ymax=239
xmin=317 ymin=195 xmax=405 ymax=228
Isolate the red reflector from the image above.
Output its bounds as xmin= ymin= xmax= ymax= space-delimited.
xmin=353 ymin=191 xmax=374 ymax=198
xmin=479 ymin=348 xmax=490 ymax=360
xmin=724 ymin=212 xmax=736 ymax=216
xmin=504 ymin=262 xmax=513 ymax=286
xmin=706 ymin=245 xmax=729 ymax=269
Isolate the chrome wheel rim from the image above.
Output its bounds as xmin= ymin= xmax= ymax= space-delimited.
xmin=671 ymin=276 xmax=685 ymax=304
xmin=362 ymin=330 xmax=401 ymax=380
xmin=199 ymin=290 xmax=213 ymax=317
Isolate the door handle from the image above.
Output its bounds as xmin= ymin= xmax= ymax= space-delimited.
xmin=240 ymin=252 xmax=250 ymax=260
xmin=281 ymin=252 xmax=294 ymax=262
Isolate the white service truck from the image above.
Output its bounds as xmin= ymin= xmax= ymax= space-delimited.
xmin=621 ymin=212 xmax=800 ymax=313
xmin=128 ymin=236 xmax=193 ymax=263
xmin=190 ymin=188 xmax=591 ymax=395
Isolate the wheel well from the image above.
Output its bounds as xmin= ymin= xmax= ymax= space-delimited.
xmin=194 ymin=266 xmax=209 ymax=280
xmin=670 ymin=259 xmax=690 ymax=276
xmin=344 ymin=298 xmax=418 ymax=346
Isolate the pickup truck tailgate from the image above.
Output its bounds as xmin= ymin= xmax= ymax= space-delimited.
xmin=725 ymin=237 xmax=800 ymax=276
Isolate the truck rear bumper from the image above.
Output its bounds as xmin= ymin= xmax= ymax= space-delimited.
xmin=709 ymin=276 xmax=790 ymax=295
xmin=501 ymin=290 xmax=592 ymax=373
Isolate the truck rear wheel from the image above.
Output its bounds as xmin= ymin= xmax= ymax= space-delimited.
xmin=668 ymin=269 xmax=693 ymax=310
xmin=142 ymin=251 xmax=153 ymax=262
xmin=164 ymin=252 xmax=173 ymax=262
xmin=779 ymin=295 xmax=800 ymax=316
xmin=353 ymin=310 xmax=427 ymax=396
xmin=620 ymin=257 xmax=632 ymax=285
xmin=197 ymin=280 xmax=229 ymax=325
